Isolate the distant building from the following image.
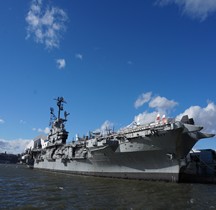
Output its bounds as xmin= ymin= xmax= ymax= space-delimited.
xmin=0 ymin=153 xmax=18 ymax=164
xmin=25 ymin=135 xmax=47 ymax=151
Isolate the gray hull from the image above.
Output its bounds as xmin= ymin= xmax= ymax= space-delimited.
xmin=34 ymin=150 xmax=180 ymax=182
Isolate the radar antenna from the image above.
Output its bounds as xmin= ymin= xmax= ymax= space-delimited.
xmin=49 ymin=107 xmax=56 ymax=126
xmin=64 ymin=111 xmax=70 ymax=121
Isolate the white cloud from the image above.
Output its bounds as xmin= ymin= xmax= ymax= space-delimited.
xmin=134 ymin=92 xmax=177 ymax=113
xmin=101 ymin=120 xmax=114 ymax=131
xmin=0 ymin=118 xmax=5 ymax=124
xmin=26 ymin=0 xmax=68 ymax=49
xmin=0 ymin=139 xmax=32 ymax=154
xmin=75 ymin=53 xmax=83 ymax=60
xmin=155 ymin=0 xmax=216 ymax=21
xmin=149 ymin=96 xmax=178 ymax=113
xmin=133 ymin=92 xmax=216 ymax=135
xmin=134 ymin=92 xmax=152 ymax=109
xmin=45 ymin=127 xmax=50 ymax=134
xmin=56 ymin=58 xmax=66 ymax=69
xmin=133 ymin=100 xmax=216 ymax=137
xmin=32 ymin=127 xmax=50 ymax=134
xmin=134 ymin=111 xmax=158 ymax=125
xmin=19 ymin=120 xmax=26 ymax=124
xmin=176 ymin=102 xmax=216 ymax=133
xmin=133 ymin=93 xmax=178 ymax=125
xmin=94 ymin=120 xmax=114 ymax=135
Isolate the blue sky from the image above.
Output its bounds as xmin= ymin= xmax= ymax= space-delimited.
xmin=0 ymin=0 xmax=216 ymax=153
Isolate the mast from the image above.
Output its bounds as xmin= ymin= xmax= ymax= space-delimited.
xmin=48 ymin=97 xmax=69 ymax=146
xmin=55 ymin=97 xmax=66 ymax=119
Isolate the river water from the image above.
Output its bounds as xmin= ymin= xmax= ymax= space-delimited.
xmin=0 ymin=164 xmax=216 ymax=210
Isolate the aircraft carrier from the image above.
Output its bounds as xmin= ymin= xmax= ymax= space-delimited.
xmin=26 ymin=97 xmax=215 ymax=182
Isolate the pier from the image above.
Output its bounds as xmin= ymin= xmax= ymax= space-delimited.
xmin=180 ymin=149 xmax=216 ymax=184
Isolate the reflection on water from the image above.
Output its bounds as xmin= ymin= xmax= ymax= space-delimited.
xmin=0 ymin=164 xmax=216 ymax=209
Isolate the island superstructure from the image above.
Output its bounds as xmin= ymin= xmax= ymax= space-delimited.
xmin=26 ymin=97 xmax=215 ymax=182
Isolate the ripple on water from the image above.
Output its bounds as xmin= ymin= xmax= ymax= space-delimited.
xmin=1 ymin=164 xmax=216 ymax=209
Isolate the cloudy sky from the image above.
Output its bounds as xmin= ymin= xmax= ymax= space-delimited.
xmin=0 ymin=0 xmax=216 ymax=154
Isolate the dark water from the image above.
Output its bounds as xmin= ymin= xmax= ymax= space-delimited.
xmin=0 ymin=164 xmax=216 ymax=210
